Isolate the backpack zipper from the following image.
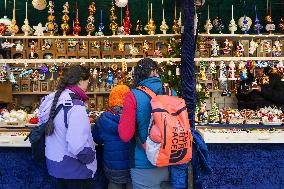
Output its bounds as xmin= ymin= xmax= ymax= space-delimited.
xmin=163 ymin=114 xmax=167 ymax=149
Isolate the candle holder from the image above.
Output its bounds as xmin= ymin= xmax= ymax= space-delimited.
xmin=109 ymin=1 xmax=118 ymax=35
xmin=86 ymin=1 xmax=96 ymax=36
xmin=61 ymin=2 xmax=70 ymax=36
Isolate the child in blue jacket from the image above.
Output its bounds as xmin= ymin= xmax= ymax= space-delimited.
xmin=93 ymin=85 xmax=131 ymax=189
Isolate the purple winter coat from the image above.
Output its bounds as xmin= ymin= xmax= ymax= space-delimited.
xmin=38 ymin=89 xmax=97 ymax=179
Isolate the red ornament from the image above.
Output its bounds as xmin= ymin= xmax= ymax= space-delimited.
xmin=123 ymin=5 xmax=132 ymax=35
xmin=29 ymin=117 xmax=39 ymax=124
xmin=0 ymin=23 xmax=7 ymax=36
xmin=73 ymin=2 xmax=81 ymax=36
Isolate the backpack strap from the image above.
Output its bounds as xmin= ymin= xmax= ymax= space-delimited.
xmin=136 ymin=86 xmax=157 ymax=99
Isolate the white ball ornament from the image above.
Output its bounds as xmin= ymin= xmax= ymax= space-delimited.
xmin=115 ymin=0 xmax=128 ymax=7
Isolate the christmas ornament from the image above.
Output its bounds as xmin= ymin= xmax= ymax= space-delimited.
xmin=96 ymin=10 xmax=104 ymax=36
xmin=122 ymin=62 xmax=127 ymax=72
xmin=123 ymin=5 xmax=132 ymax=35
xmin=46 ymin=1 xmax=58 ymax=36
xmin=9 ymin=72 xmax=16 ymax=83
xmin=204 ymin=4 xmax=213 ymax=34
xmin=178 ymin=12 xmax=183 ymax=33
xmin=118 ymin=8 xmax=124 ymax=35
xmin=160 ymin=0 xmax=168 ymax=34
xmin=238 ymin=61 xmax=247 ymax=80
xmin=41 ymin=39 xmax=51 ymax=51
xmin=235 ymin=41 xmax=244 ymax=57
xmin=209 ymin=62 xmax=217 ymax=74
xmin=223 ymin=39 xmax=232 ymax=54
xmin=61 ymin=2 xmax=70 ymax=36
xmin=249 ymin=39 xmax=258 ymax=55
xmin=8 ymin=0 xmax=19 ymax=36
xmin=80 ymin=41 xmax=87 ymax=51
xmin=110 ymin=1 xmax=118 ymax=35
xmin=91 ymin=41 xmax=100 ymax=49
xmin=253 ymin=5 xmax=263 ymax=35
xmin=279 ymin=17 xmax=284 ymax=32
xmin=228 ymin=61 xmax=236 ymax=80
xmin=0 ymin=23 xmax=7 ymax=36
xmin=31 ymin=70 xmax=40 ymax=81
xmin=265 ymin=0 xmax=275 ymax=35
xmin=21 ymin=1 xmax=33 ymax=36
xmin=118 ymin=40 xmax=124 ymax=52
xmin=172 ymin=1 xmax=180 ymax=34
xmin=73 ymin=2 xmax=81 ymax=36
xmin=209 ymin=101 xmax=220 ymax=123
xmin=1 ymin=41 xmax=14 ymax=49
xmin=210 ymin=39 xmax=219 ymax=57
xmin=103 ymin=40 xmax=112 ymax=51
xmin=144 ymin=2 xmax=156 ymax=35
xmin=115 ymin=0 xmax=128 ymax=7
xmin=30 ymin=41 xmax=36 ymax=59
xmin=228 ymin=5 xmax=237 ymax=34
xmin=129 ymin=45 xmax=139 ymax=56
xmin=135 ymin=19 xmax=143 ymax=35
xmin=33 ymin=23 xmax=46 ymax=36
xmin=238 ymin=16 xmax=252 ymax=34
xmin=212 ymin=17 xmax=224 ymax=34
xmin=199 ymin=61 xmax=207 ymax=81
xmin=154 ymin=48 xmax=163 ymax=58
xmin=15 ymin=43 xmax=23 ymax=52
xmin=143 ymin=40 xmax=150 ymax=56
xmin=86 ymin=1 xmax=96 ymax=36
xmin=106 ymin=70 xmax=114 ymax=90
xmin=0 ymin=0 xmax=12 ymax=30
xmin=32 ymin=0 xmax=47 ymax=10
xmin=219 ymin=61 xmax=226 ymax=80
xmin=260 ymin=40 xmax=272 ymax=54
xmin=272 ymin=41 xmax=282 ymax=57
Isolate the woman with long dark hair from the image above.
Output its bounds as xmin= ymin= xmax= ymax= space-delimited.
xmin=38 ymin=65 xmax=97 ymax=189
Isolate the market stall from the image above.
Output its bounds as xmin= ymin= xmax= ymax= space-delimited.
xmin=0 ymin=0 xmax=284 ymax=188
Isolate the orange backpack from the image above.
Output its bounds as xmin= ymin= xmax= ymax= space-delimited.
xmin=137 ymin=86 xmax=192 ymax=167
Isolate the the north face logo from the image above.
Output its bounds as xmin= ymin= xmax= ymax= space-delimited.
xmin=169 ymin=122 xmax=190 ymax=163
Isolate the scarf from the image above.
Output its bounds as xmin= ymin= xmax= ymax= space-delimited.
xmin=66 ymin=85 xmax=89 ymax=102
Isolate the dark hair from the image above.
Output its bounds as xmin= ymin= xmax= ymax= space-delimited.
xmin=133 ymin=58 xmax=159 ymax=86
xmin=45 ymin=65 xmax=90 ymax=136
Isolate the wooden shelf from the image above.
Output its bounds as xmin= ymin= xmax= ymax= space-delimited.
xmin=12 ymin=91 xmax=110 ymax=95
xmin=194 ymin=57 xmax=284 ymax=62
xmin=0 ymin=34 xmax=181 ymax=40
xmin=0 ymin=58 xmax=181 ymax=64
xmin=199 ymin=33 xmax=284 ymax=39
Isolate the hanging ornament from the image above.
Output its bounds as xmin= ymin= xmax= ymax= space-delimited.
xmin=172 ymin=0 xmax=180 ymax=34
xmin=212 ymin=4 xmax=224 ymax=34
xmin=219 ymin=61 xmax=226 ymax=80
xmin=1 ymin=41 xmax=14 ymax=49
xmin=8 ymin=0 xmax=19 ymax=36
xmin=0 ymin=0 xmax=12 ymax=30
xmin=260 ymin=40 xmax=272 ymax=54
xmin=33 ymin=23 xmax=46 ymax=36
xmin=122 ymin=5 xmax=132 ymax=35
xmin=32 ymin=0 xmax=47 ymax=10
xmin=96 ymin=10 xmax=104 ymax=36
xmin=238 ymin=61 xmax=248 ymax=81
xmin=143 ymin=40 xmax=150 ymax=56
xmin=45 ymin=1 xmax=58 ymax=36
xmin=115 ymin=0 xmax=128 ymax=7
xmin=209 ymin=62 xmax=217 ymax=75
xmin=106 ymin=70 xmax=114 ymax=90
xmin=21 ymin=1 xmax=33 ymax=36
xmin=103 ymin=40 xmax=112 ymax=51
xmin=199 ymin=61 xmax=207 ymax=81
xmin=238 ymin=16 xmax=252 ymax=34
xmin=210 ymin=39 xmax=219 ymax=57
xmin=272 ymin=40 xmax=282 ymax=57
xmin=228 ymin=61 xmax=236 ymax=80
xmin=110 ymin=1 xmax=118 ymax=35
xmin=204 ymin=4 xmax=213 ymax=34
xmin=235 ymin=41 xmax=245 ymax=57
xmin=249 ymin=39 xmax=258 ymax=55
xmin=41 ymin=65 xmax=49 ymax=74
xmin=9 ymin=72 xmax=16 ymax=83
xmin=154 ymin=47 xmax=163 ymax=58
xmin=41 ymin=39 xmax=51 ymax=51
xmin=31 ymin=70 xmax=40 ymax=81
xmin=279 ymin=18 xmax=284 ymax=32
xmin=118 ymin=40 xmax=124 ymax=52
xmin=73 ymin=2 xmax=81 ymax=36
xmin=228 ymin=5 xmax=237 ymax=34
xmin=0 ymin=23 xmax=7 ymax=36
xmin=122 ymin=62 xmax=127 ymax=72
xmin=85 ymin=1 xmax=96 ymax=36
xmin=265 ymin=0 xmax=275 ymax=35
xmin=135 ymin=19 xmax=143 ymax=35
xmin=30 ymin=41 xmax=36 ymax=59
xmin=61 ymin=2 xmax=70 ymax=36
xmin=223 ymin=39 xmax=233 ymax=54
xmin=16 ymin=43 xmax=24 ymax=52
xmin=129 ymin=45 xmax=139 ymax=56
xmin=253 ymin=5 xmax=263 ymax=35
xmin=160 ymin=0 xmax=168 ymax=34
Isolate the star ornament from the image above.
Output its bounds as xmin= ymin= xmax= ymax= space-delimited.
xmin=33 ymin=23 xmax=46 ymax=36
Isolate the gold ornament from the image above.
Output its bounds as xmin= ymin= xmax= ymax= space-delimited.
xmin=61 ymin=2 xmax=70 ymax=36
xmin=111 ymin=64 xmax=118 ymax=71
xmin=122 ymin=62 xmax=127 ymax=72
xmin=172 ymin=19 xmax=180 ymax=34
xmin=109 ymin=1 xmax=118 ymax=35
xmin=118 ymin=40 xmax=124 ymax=52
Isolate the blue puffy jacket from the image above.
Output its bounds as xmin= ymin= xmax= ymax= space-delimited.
xmin=93 ymin=111 xmax=130 ymax=170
